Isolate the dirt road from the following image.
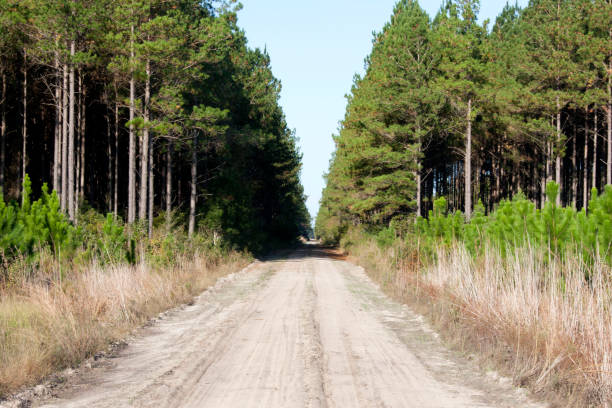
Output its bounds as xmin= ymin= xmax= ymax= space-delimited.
xmin=35 ymin=245 xmax=542 ymax=408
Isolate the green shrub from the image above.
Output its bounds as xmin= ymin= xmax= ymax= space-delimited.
xmin=412 ymin=182 xmax=612 ymax=268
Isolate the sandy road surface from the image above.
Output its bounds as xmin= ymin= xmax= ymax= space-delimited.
xmin=34 ymin=245 xmax=543 ymax=408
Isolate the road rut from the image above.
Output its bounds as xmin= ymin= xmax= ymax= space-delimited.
xmin=35 ymin=246 xmax=543 ymax=408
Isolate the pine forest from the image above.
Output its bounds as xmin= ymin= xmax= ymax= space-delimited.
xmin=317 ymin=0 xmax=611 ymax=235
xmin=0 ymin=0 xmax=310 ymax=254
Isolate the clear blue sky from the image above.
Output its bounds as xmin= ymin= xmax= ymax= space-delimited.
xmin=237 ymin=0 xmax=528 ymax=222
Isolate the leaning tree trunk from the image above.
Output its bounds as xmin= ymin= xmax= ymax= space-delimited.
xmin=139 ymin=60 xmax=151 ymax=221
xmin=68 ymin=41 xmax=76 ymax=221
xmin=593 ymin=109 xmax=598 ymax=193
xmin=465 ymin=98 xmax=472 ymax=220
xmin=128 ymin=25 xmax=136 ymax=224
xmin=583 ymin=108 xmax=589 ymax=210
xmin=21 ymin=48 xmax=27 ymax=197
xmin=189 ymin=135 xmax=197 ymax=237
xmin=166 ymin=140 xmax=172 ymax=231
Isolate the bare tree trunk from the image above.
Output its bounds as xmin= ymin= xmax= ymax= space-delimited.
xmin=128 ymin=25 xmax=136 ymax=224
xmin=415 ymin=127 xmax=421 ymax=218
xmin=608 ymin=18 xmax=612 ymax=186
xmin=584 ymin=108 xmax=590 ymax=209
xmin=0 ymin=67 xmax=6 ymax=194
xmin=571 ymin=125 xmax=578 ymax=209
xmin=608 ymin=57 xmax=612 ymax=185
xmin=21 ymin=49 xmax=27 ymax=197
xmin=79 ymin=75 xmax=86 ymax=206
xmin=139 ymin=60 xmax=151 ymax=221
xmin=593 ymin=109 xmax=598 ymax=193
xmin=148 ymin=137 xmax=154 ymax=238
xmin=546 ymin=139 xmax=552 ymax=184
xmin=53 ymin=53 xmax=61 ymax=193
xmin=106 ymin=112 xmax=112 ymax=211
xmin=556 ymin=97 xmax=562 ymax=205
xmin=541 ymin=159 xmax=546 ymax=208
xmin=68 ymin=41 xmax=76 ymax=221
xmin=113 ymin=88 xmax=119 ymax=217
xmin=416 ymin=170 xmax=421 ymax=218
xmin=75 ymin=72 xmax=81 ymax=216
xmin=189 ymin=135 xmax=197 ymax=237
xmin=465 ymin=98 xmax=472 ymax=220
xmin=61 ymin=64 xmax=68 ymax=211
xmin=165 ymin=140 xmax=172 ymax=231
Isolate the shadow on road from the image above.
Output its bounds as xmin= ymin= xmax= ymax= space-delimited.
xmin=259 ymin=243 xmax=347 ymax=263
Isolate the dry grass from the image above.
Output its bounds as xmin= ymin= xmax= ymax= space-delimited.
xmin=0 ymin=251 xmax=249 ymax=397
xmin=349 ymin=238 xmax=612 ymax=407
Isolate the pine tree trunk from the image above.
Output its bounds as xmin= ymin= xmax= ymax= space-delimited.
xmin=61 ymin=64 xmax=68 ymax=211
xmin=541 ymin=148 xmax=547 ymax=207
xmin=571 ymin=125 xmax=578 ymax=209
xmin=68 ymin=41 xmax=76 ymax=221
xmin=465 ymin=98 xmax=472 ymax=220
xmin=21 ymin=49 xmax=27 ymax=197
xmin=608 ymin=17 xmax=612 ymax=186
xmin=128 ymin=25 xmax=136 ymax=224
xmin=416 ymin=170 xmax=421 ymax=218
xmin=0 ymin=67 xmax=6 ymax=194
xmin=584 ymin=108 xmax=589 ymax=209
xmin=148 ymin=137 xmax=154 ymax=238
xmin=79 ymin=76 xmax=86 ymax=205
xmin=500 ymin=158 xmax=505 ymax=201
xmin=178 ymin=149 xmax=182 ymax=206
xmin=556 ymin=97 xmax=562 ymax=205
xmin=593 ymin=109 xmax=598 ymax=192
xmin=166 ymin=140 xmax=172 ymax=231
xmin=189 ymin=135 xmax=197 ymax=237
xmin=606 ymin=61 xmax=612 ymax=185
xmin=139 ymin=60 xmax=151 ymax=221
xmin=415 ymin=128 xmax=421 ymax=218
xmin=53 ymin=54 xmax=61 ymax=193
xmin=546 ymin=139 xmax=552 ymax=184
xmin=113 ymin=94 xmax=119 ymax=217
xmin=107 ymin=112 xmax=112 ymax=211
xmin=76 ymin=74 xmax=81 ymax=205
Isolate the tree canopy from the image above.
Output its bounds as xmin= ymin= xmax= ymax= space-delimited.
xmin=317 ymin=0 xmax=612 ymax=243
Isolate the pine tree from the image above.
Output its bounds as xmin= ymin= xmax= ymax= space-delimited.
xmin=431 ymin=0 xmax=486 ymax=219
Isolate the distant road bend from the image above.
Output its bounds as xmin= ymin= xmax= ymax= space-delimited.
xmin=36 ymin=244 xmax=542 ymax=408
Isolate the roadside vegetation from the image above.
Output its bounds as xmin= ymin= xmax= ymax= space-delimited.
xmin=0 ymin=177 xmax=253 ymax=397
xmin=0 ymin=0 xmax=311 ymax=398
xmin=332 ymin=183 xmax=612 ymax=406
xmin=317 ymin=0 xmax=612 ymax=406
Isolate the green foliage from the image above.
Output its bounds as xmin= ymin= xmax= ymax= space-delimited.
xmin=0 ymin=175 xmax=75 ymax=263
xmin=98 ymin=214 xmax=128 ymax=264
xmin=413 ymin=182 xmax=612 ymax=267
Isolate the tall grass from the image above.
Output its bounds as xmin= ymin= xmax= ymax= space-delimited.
xmin=348 ymin=235 xmax=612 ymax=407
xmin=0 ymin=248 xmax=249 ymax=397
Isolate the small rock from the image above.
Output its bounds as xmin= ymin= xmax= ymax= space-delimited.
xmin=34 ymin=384 xmax=48 ymax=397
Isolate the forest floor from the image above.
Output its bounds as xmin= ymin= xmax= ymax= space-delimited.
xmin=7 ymin=244 xmax=544 ymax=408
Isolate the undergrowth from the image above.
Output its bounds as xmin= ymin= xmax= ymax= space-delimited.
xmin=0 ymin=178 xmax=252 ymax=398
xmin=336 ymin=182 xmax=612 ymax=407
